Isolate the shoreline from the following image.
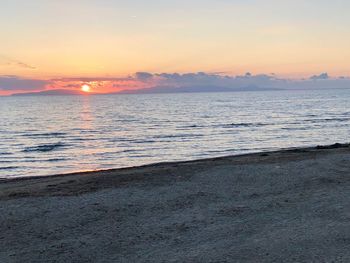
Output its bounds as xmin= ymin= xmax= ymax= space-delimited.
xmin=0 ymin=142 xmax=349 ymax=200
xmin=2 ymin=142 xmax=349 ymax=182
xmin=1 ymin=142 xmax=350 ymax=262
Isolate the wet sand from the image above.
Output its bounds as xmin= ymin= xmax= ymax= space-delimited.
xmin=1 ymin=144 xmax=350 ymax=262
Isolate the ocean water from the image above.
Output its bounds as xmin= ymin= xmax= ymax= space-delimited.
xmin=1 ymin=89 xmax=350 ymax=178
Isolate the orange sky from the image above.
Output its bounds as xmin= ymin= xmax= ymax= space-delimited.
xmin=1 ymin=1 xmax=350 ymax=95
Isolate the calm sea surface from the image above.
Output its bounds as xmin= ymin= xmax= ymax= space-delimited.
xmin=1 ymin=89 xmax=350 ymax=178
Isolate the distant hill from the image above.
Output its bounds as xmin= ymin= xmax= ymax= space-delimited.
xmin=11 ymin=89 xmax=98 ymax=96
xmin=10 ymin=85 xmax=280 ymax=96
xmin=118 ymin=85 xmax=279 ymax=94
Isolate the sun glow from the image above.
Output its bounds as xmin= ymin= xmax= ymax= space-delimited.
xmin=81 ymin=84 xmax=91 ymax=92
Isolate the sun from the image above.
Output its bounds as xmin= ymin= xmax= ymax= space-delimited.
xmin=81 ymin=84 xmax=91 ymax=92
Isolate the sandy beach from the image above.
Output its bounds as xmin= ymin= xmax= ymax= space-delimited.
xmin=1 ymin=144 xmax=350 ymax=262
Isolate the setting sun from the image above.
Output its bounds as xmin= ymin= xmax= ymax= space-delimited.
xmin=81 ymin=84 xmax=91 ymax=92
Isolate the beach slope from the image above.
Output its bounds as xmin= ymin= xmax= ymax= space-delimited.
xmin=1 ymin=144 xmax=350 ymax=262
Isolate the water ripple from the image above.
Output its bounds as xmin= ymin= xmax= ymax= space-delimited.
xmin=22 ymin=142 xmax=67 ymax=153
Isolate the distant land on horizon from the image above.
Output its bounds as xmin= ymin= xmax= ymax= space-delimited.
xmin=11 ymin=89 xmax=100 ymax=96
xmin=9 ymin=85 xmax=281 ymax=96
xmin=117 ymin=85 xmax=280 ymax=94
xmin=6 ymin=74 xmax=350 ymax=96
xmin=3 ymin=71 xmax=350 ymax=97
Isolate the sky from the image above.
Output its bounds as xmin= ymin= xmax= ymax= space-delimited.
xmin=1 ymin=0 xmax=350 ymax=95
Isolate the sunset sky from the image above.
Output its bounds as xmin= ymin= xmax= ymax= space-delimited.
xmin=1 ymin=0 xmax=350 ymax=95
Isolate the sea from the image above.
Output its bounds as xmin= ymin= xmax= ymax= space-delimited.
xmin=1 ymin=89 xmax=350 ymax=178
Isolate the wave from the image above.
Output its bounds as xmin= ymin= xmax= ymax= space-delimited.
xmin=153 ymin=133 xmax=204 ymax=139
xmin=221 ymin=122 xmax=270 ymax=128
xmin=110 ymin=134 xmax=204 ymax=142
xmin=175 ymin=125 xmax=207 ymax=131
xmin=0 ymin=166 xmax=19 ymax=170
xmin=23 ymin=132 xmax=67 ymax=138
xmin=304 ymin=118 xmax=350 ymax=123
xmin=23 ymin=142 xmax=66 ymax=153
xmin=220 ymin=118 xmax=350 ymax=128
xmin=70 ymin=137 xmax=98 ymax=141
xmin=107 ymin=138 xmax=156 ymax=144
xmin=46 ymin=158 xmax=67 ymax=162
xmin=281 ymin=127 xmax=309 ymax=131
xmin=0 ymin=152 xmax=12 ymax=156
